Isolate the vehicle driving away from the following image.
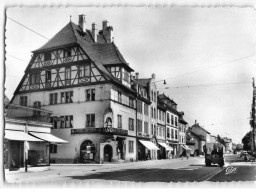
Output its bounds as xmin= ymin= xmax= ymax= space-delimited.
xmin=203 ymin=143 xmax=224 ymax=168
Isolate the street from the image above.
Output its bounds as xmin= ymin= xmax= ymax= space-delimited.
xmin=5 ymin=154 xmax=254 ymax=185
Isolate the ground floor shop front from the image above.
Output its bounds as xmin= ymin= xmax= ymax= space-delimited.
xmin=51 ymin=132 xmax=192 ymax=163
xmin=4 ymin=120 xmax=68 ymax=172
xmin=51 ymin=130 xmax=137 ymax=164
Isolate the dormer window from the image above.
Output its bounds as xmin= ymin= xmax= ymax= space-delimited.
xmin=64 ymin=48 xmax=71 ymax=58
xmin=45 ymin=52 xmax=51 ymax=61
xmin=123 ymin=69 xmax=130 ymax=83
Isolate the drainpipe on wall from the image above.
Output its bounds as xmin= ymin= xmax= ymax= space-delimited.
xmin=25 ymin=121 xmax=28 ymax=172
xmin=135 ymin=95 xmax=138 ymax=162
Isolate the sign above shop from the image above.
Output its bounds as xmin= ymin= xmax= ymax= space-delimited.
xmin=71 ymin=127 xmax=128 ymax=136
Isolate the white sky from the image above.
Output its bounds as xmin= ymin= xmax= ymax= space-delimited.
xmin=4 ymin=6 xmax=256 ymax=143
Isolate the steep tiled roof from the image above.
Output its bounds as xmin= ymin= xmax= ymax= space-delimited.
xmin=92 ymin=43 xmax=128 ymax=65
xmin=135 ymin=78 xmax=151 ymax=87
xmin=179 ymin=117 xmax=188 ymax=125
xmin=32 ymin=21 xmax=134 ymax=86
xmin=35 ymin=22 xmax=79 ymax=51
xmin=158 ymin=93 xmax=177 ymax=105
xmin=191 ymin=123 xmax=211 ymax=134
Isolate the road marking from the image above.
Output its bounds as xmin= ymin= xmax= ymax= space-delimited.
xmin=203 ymin=168 xmax=225 ymax=181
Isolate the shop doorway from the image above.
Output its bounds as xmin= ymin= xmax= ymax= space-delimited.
xmin=138 ymin=141 xmax=146 ymax=161
xmin=80 ymin=140 xmax=95 ymax=163
xmin=117 ymin=140 xmax=124 ymax=160
xmin=9 ymin=141 xmax=24 ymax=170
xmin=104 ymin=144 xmax=112 ymax=162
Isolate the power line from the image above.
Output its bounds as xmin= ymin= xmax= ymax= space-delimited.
xmin=206 ymin=117 xmax=250 ymax=126
xmin=7 ymin=17 xmax=73 ymax=55
xmin=7 ymin=17 xmax=49 ymax=40
xmin=162 ymin=81 xmax=251 ymax=89
xmin=6 ymin=54 xmax=28 ymax=63
xmin=168 ymin=53 xmax=256 ymax=81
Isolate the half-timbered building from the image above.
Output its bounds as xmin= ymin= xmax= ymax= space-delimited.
xmin=11 ymin=15 xmax=138 ymax=163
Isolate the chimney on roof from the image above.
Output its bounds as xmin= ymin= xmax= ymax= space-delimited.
xmin=92 ymin=23 xmax=97 ymax=42
xmin=78 ymin=14 xmax=86 ymax=32
xmin=195 ymin=120 xmax=197 ymax=125
xmin=102 ymin=20 xmax=113 ymax=43
xmin=135 ymin=72 xmax=139 ymax=79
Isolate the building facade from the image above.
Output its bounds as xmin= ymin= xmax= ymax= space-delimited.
xmin=10 ymin=14 xmax=189 ymax=164
xmin=4 ymin=104 xmax=67 ymax=172
xmin=190 ymin=121 xmax=211 ymax=155
xmin=178 ymin=112 xmax=188 ymax=156
xmin=11 ymin=15 xmax=140 ymax=163
xmin=158 ymin=94 xmax=181 ymax=158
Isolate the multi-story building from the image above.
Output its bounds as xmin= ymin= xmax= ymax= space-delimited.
xmin=4 ymin=103 xmax=67 ymax=172
xmin=158 ymin=94 xmax=180 ymax=158
xmin=157 ymin=97 xmax=169 ymax=159
xmin=190 ymin=121 xmax=211 ymax=155
xmin=178 ymin=112 xmax=188 ymax=156
xmin=10 ymin=15 xmax=139 ymax=163
xmin=134 ymin=74 xmax=160 ymax=160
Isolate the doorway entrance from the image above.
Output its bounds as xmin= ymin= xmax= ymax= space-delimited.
xmin=104 ymin=144 xmax=112 ymax=162
xmin=80 ymin=140 xmax=95 ymax=163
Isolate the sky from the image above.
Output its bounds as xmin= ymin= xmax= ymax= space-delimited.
xmin=4 ymin=6 xmax=256 ymax=144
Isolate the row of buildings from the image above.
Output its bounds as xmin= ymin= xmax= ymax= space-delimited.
xmin=6 ymin=14 xmax=190 ymax=165
xmin=186 ymin=121 xmax=233 ymax=156
xmin=5 ymin=14 xmax=232 ymax=169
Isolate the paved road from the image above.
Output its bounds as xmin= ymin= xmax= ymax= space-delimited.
xmin=208 ymin=154 xmax=256 ymax=182
xmin=5 ymin=156 xmax=224 ymax=184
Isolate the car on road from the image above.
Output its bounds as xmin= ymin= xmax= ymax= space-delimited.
xmin=240 ymin=151 xmax=248 ymax=157
xmin=203 ymin=143 xmax=224 ymax=167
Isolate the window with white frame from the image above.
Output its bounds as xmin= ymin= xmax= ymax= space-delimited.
xmin=129 ymin=140 xmax=134 ymax=153
xmin=86 ymin=89 xmax=95 ymax=101
xmin=86 ymin=114 xmax=95 ymax=127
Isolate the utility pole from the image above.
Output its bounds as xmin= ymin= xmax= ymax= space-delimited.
xmin=251 ymin=78 xmax=256 ymax=152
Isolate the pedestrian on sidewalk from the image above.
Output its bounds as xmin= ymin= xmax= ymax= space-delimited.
xmin=181 ymin=150 xmax=187 ymax=160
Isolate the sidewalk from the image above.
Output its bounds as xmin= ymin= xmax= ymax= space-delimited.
xmin=51 ymin=157 xmax=199 ymax=167
xmin=5 ymin=157 xmax=201 ymax=175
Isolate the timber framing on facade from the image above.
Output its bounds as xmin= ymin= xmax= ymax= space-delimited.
xmin=10 ymin=15 xmax=189 ymax=164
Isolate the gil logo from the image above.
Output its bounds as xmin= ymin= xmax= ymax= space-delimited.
xmin=225 ymin=166 xmax=237 ymax=175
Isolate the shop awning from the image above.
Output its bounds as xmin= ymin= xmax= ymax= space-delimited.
xmin=181 ymin=145 xmax=191 ymax=150
xmin=5 ymin=130 xmax=43 ymax=142
xmin=29 ymin=132 xmax=68 ymax=144
xmin=139 ymin=140 xmax=159 ymax=150
xmin=158 ymin=142 xmax=173 ymax=151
